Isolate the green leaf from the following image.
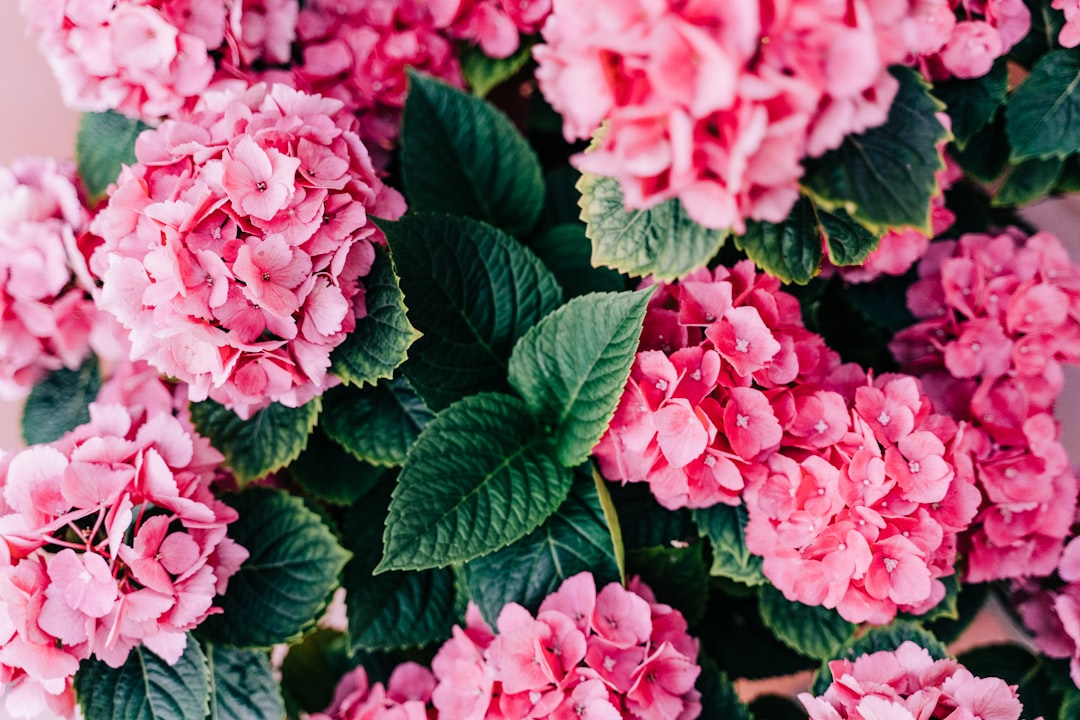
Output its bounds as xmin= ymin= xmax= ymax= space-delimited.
xmin=76 ymin=111 xmax=149 ymax=203
xmin=1012 ymin=0 xmax=1066 ymax=68
xmin=696 ymin=656 xmax=752 ymax=720
xmin=802 ymin=66 xmax=948 ymax=236
xmin=693 ymin=504 xmax=766 ymax=587
xmin=205 ymin=644 xmax=284 ymax=720
xmin=758 ymin=584 xmax=856 ymax=661
xmin=933 ymin=59 xmax=1008 ymax=150
xmin=76 ymin=637 xmax=210 ymax=720
xmin=750 ymin=694 xmax=810 ymax=720
xmin=530 ymin=223 xmax=626 ymax=299
xmin=811 ymin=622 xmax=947 ymax=695
xmin=1007 ymin=50 xmax=1080 ymax=162
xmin=924 ymin=581 xmax=989 ymax=645
xmin=280 ymin=629 xmax=354 ymax=716
xmin=322 ymin=378 xmax=433 ymax=467
xmin=331 ymin=248 xmax=418 ymax=387
xmin=508 ymin=289 xmax=652 ymax=467
xmin=993 ymin=157 xmax=1063 ymax=206
xmin=578 ymin=172 xmax=728 ymax=281
xmin=736 ymin=197 xmax=823 ymax=284
xmin=22 ymin=355 xmax=100 ymax=445
xmin=627 ymin=543 xmax=709 ymax=626
xmin=819 ymin=208 xmax=880 ymax=267
xmin=1061 ymin=687 xmax=1080 ymax=720
xmin=462 ymin=474 xmax=621 ymax=624
xmin=608 ymin=482 xmax=697 ymax=550
xmin=957 ymin=644 xmax=1059 ymax=720
xmin=378 ymin=393 xmax=572 ymax=571
xmin=343 ymin=486 xmax=457 ymax=651
xmin=950 ymin=112 xmax=1010 ymax=183
xmin=290 ymin=428 xmax=385 ymax=506
xmin=461 ymin=42 xmax=533 ymax=97
xmin=592 ymin=466 xmax=626 ymax=583
xmin=189 ymin=399 xmax=320 ymax=486
xmin=538 ymin=167 xmax=586 ymax=232
xmin=384 ymin=213 xmax=562 ymax=411
xmin=700 ymin=590 xmax=816 ymax=680
xmin=401 ymin=71 xmax=544 ymax=237
xmin=198 ymin=488 xmax=351 ymax=647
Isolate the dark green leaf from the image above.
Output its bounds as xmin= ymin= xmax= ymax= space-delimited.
xmin=700 ymin=590 xmax=816 ymax=679
xmin=189 ymin=399 xmax=319 ymax=485
xmin=384 ymin=213 xmax=562 ymax=411
xmin=1012 ymin=0 xmax=1066 ymax=68
xmin=401 ymin=71 xmax=544 ymax=236
xmin=76 ymin=637 xmax=209 ymax=720
xmin=76 ymin=111 xmax=149 ymax=203
xmin=378 ymin=392 xmax=573 ymax=571
xmin=530 ymin=223 xmax=626 ymax=299
xmin=811 ymin=622 xmax=947 ymax=695
xmin=750 ymin=694 xmax=810 ymax=720
xmin=290 ymin=428 xmax=385 ymax=506
xmin=950 ymin=112 xmax=1010 ymax=183
xmin=933 ymin=59 xmax=1008 ymax=149
xmin=803 ymin=67 xmax=948 ymax=235
xmin=538 ymin=166 xmax=586 ymax=233
xmin=578 ymin=172 xmax=727 ymax=281
xmin=508 ymin=289 xmax=652 ymax=467
xmin=838 ymin=271 xmax=918 ymax=336
xmin=1061 ymin=687 xmax=1080 ymax=720
xmin=993 ymin=157 xmax=1063 ymax=206
xmin=280 ymin=629 xmax=354 ymax=717
xmin=462 ymin=475 xmax=621 ymax=624
xmin=957 ymin=644 xmax=1058 ymax=720
xmin=758 ymin=584 xmax=856 ymax=661
xmin=199 ymin=488 xmax=351 ymax=647
xmin=343 ymin=485 xmax=456 ymax=651
xmin=696 ymin=656 xmax=752 ymax=720
xmin=736 ymin=197 xmax=823 ymax=284
xmin=627 ymin=543 xmax=709 ymax=626
xmin=608 ymin=482 xmax=697 ymax=550
xmin=693 ymin=504 xmax=766 ymax=587
xmin=1007 ymin=50 xmax=1080 ymax=162
xmin=924 ymin=581 xmax=989 ymax=645
xmin=819 ymin=208 xmax=880 ymax=267
xmin=322 ymin=378 xmax=433 ymax=467
xmin=22 ymin=355 xmax=100 ymax=444
xmin=205 ymin=644 xmax=284 ymax=720
xmin=461 ymin=42 xmax=533 ymax=98
xmin=331 ymin=248 xmax=418 ymax=387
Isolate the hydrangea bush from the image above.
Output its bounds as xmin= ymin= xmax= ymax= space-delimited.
xmin=7 ymin=0 xmax=1080 ymax=718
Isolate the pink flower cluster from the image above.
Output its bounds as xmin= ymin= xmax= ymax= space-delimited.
xmin=0 ymin=156 xmax=101 ymax=401
xmin=90 ymin=82 xmax=406 ymax=418
xmin=917 ymin=0 xmax=1031 ymax=80
xmin=431 ymin=572 xmax=701 ymax=720
xmin=1054 ymin=0 xmax=1080 ymax=47
xmin=891 ymin=231 xmax=1080 ymax=582
xmin=430 ymin=0 xmax=551 ymax=58
xmin=1017 ymin=536 xmax=1080 ymax=689
xmin=311 ymin=662 xmax=436 ymax=720
xmin=533 ymin=1 xmax=945 ymax=233
xmin=596 ymin=263 xmax=982 ymax=623
xmin=0 ymin=401 xmax=246 ymax=719
xmin=799 ymin=640 xmax=1025 ymax=720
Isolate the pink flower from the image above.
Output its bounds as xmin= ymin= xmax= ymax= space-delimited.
xmin=222 ymin=136 xmax=301 ymax=222
xmin=939 ymin=21 xmax=1004 ymax=79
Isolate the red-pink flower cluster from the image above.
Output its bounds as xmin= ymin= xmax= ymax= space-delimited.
xmin=431 ymin=573 xmax=701 ymax=720
xmin=917 ymin=0 xmax=1031 ymax=80
xmin=0 ymin=156 xmax=101 ymax=401
xmin=430 ymin=0 xmax=551 ymax=58
xmin=533 ymin=1 xmax=947 ymax=233
xmin=799 ymin=640 xmax=1025 ymax=720
xmin=891 ymin=230 xmax=1080 ymax=583
xmin=1017 ymin=536 xmax=1080 ymax=689
xmin=597 ymin=264 xmax=981 ymax=623
xmin=311 ymin=662 xmax=435 ymax=720
xmin=0 ymin=401 xmax=246 ymax=719
xmin=90 ymin=82 xmax=406 ymax=418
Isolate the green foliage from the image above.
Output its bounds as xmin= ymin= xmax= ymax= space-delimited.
xmin=957 ymin=644 xmax=1060 ymax=720
xmin=461 ymin=42 xmax=533 ymax=97
xmin=803 ymin=67 xmax=948 ymax=235
xmin=608 ymin=482 xmax=697 ymax=550
xmin=577 ymin=172 xmax=728 ymax=280
xmin=401 ymin=71 xmax=544 ymax=237
xmin=757 ymin=585 xmax=856 ymax=662
xmin=198 ymin=488 xmax=351 ymax=647
xmin=462 ymin=475 xmax=621 ymax=624
xmin=204 ymin=644 xmax=284 ymax=720
xmin=695 ymin=656 xmax=753 ymax=720
xmin=627 ymin=543 xmax=709 ymax=626
xmin=1007 ymin=50 xmax=1080 ymax=162
xmin=290 ymin=428 xmax=385 ymax=506
xmin=189 ymin=399 xmax=320 ymax=486
xmin=321 ymin=378 xmax=433 ymax=467
xmin=384 ymin=213 xmax=562 ymax=411
xmin=750 ymin=694 xmax=810 ymax=720
xmin=508 ymin=289 xmax=652 ymax=466
xmin=693 ymin=504 xmax=766 ymax=587
xmin=932 ymin=59 xmax=1007 ymax=150
xmin=994 ymin=157 xmax=1063 ymax=206
xmin=529 ymin=223 xmax=626 ymax=299
xmin=331 ymin=248 xmax=418 ymax=387
xmin=279 ymin=630 xmax=354 ymax=717
xmin=22 ymin=355 xmax=100 ymax=444
xmin=76 ymin=638 xmax=209 ymax=720
xmin=377 ymin=393 xmax=572 ymax=571
xmin=76 ymin=111 xmax=148 ymax=203
xmin=819 ymin=208 xmax=880 ymax=267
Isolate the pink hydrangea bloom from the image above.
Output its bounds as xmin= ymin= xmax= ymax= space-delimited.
xmin=533 ymin=1 xmax=947 ymax=233
xmin=90 ymin=82 xmax=406 ymax=418
xmin=799 ymin=640 xmax=1027 ymax=720
xmin=311 ymin=662 xmax=435 ymax=720
xmin=0 ymin=401 xmax=245 ymax=718
xmin=918 ymin=0 xmax=1031 ymax=80
xmin=1054 ymin=0 xmax=1080 ymax=47
xmin=0 ymin=156 xmax=108 ymax=401
xmin=431 ymin=572 xmax=701 ymax=720
xmin=430 ymin=0 xmax=552 ymax=58
xmin=891 ymin=230 xmax=1080 ymax=583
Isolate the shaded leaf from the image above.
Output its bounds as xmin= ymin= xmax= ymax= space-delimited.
xmin=22 ymin=355 xmax=100 ymax=445
xmin=205 ymin=644 xmax=284 ymax=720
xmin=693 ymin=504 xmax=766 ymax=587
xmin=530 ymin=223 xmax=626 ymax=299
xmin=461 ymin=42 xmax=533 ymax=98
xmin=993 ymin=157 xmax=1063 ymax=206
xmin=1007 ymin=50 xmax=1080 ymax=162
xmin=290 ymin=428 xmax=385 ymax=506
xmin=322 ymin=378 xmax=433 ymax=467
xmin=737 ymin=197 xmax=823 ymax=284
xmin=758 ymin=584 xmax=856 ymax=662
xmin=627 ymin=543 xmax=709 ymax=626
xmin=933 ymin=59 xmax=1008 ymax=149
xmin=76 ymin=111 xmax=148 ymax=203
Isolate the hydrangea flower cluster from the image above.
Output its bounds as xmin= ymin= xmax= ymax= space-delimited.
xmin=90 ymin=82 xmax=406 ymax=418
xmin=0 ymin=401 xmax=246 ymax=719
xmin=799 ymin=640 xmax=1025 ymax=720
xmin=431 ymin=572 xmax=701 ymax=720
xmin=311 ymin=662 xmax=435 ymax=720
xmin=0 ymin=156 xmax=101 ymax=401
xmin=431 ymin=0 xmax=551 ymax=59
xmin=533 ymin=1 xmax=945 ymax=233
xmin=890 ymin=230 xmax=1080 ymax=582
xmin=917 ymin=0 xmax=1031 ymax=79
xmin=1017 ymin=536 xmax=1080 ymax=689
